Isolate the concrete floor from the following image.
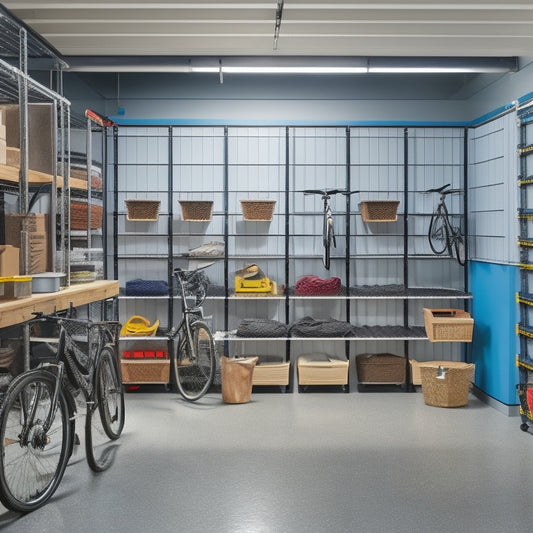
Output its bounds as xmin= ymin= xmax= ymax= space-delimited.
xmin=0 ymin=387 xmax=532 ymax=533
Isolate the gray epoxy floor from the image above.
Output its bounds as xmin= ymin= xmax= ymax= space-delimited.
xmin=1 ymin=388 xmax=532 ymax=533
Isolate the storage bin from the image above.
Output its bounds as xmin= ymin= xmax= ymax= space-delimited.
xmin=420 ymin=361 xmax=475 ymax=407
xmin=0 ymin=276 xmax=32 ymax=299
xmin=359 ymin=200 xmax=400 ymax=222
xmin=297 ymin=353 xmax=349 ymax=385
xmin=423 ymin=308 xmax=474 ymax=342
xmin=240 ymin=199 xmax=276 ymax=221
xmin=356 ymin=353 xmax=405 ymax=383
xmin=221 ymin=356 xmax=258 ymax=404
xmin=31 ymin=272 xmax=64 ymax=293
xmin=125 ymin=199 xmax=161 ymax=221
xmin=252 ymin=361 xmax=290 ymax=386
xmin=178 ymin=200 xmax=213 ymax=221
xmin=121 ymin=359 xmax=170 ymax=384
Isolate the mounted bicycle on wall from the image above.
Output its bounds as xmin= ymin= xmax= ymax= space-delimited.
xmin=426 ymin=183 xmax=466 ymax=266
xmin=303 ymin=189 xmax=359 ymax=270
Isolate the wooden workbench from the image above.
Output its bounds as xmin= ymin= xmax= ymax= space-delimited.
xmin=0 ymin=280 xmax=119 ymax=328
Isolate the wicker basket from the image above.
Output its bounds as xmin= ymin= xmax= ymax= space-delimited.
xmin=356 ymin=353 xmax=405 ymax=383
xmin=423 ymin=308 xmax=474 ymax=342
xmin=359 ymin=200 xmax=400 ymax=222
xmin=420 ymin=361 xmax=475 ymax=407
xmin=179 ymin=200 xmax=213 ymax=221
xmin=240 ymin=200 xmax=276 ymax=221
xmin=121 ymin=359 xmax=170 ymax=384
xmin=70 ymin=201 xmax=103 ymax=230
xmin=125 ymin=199 xmax=161 ymax=221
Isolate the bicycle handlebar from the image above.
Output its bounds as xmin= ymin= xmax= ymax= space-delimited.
xmin=425 ymin=183 xmax=462 ymax=195
xmin=302 ymin=189 xmax=359 ymax=196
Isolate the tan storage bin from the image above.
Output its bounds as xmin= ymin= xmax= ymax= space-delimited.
xmin=359 ymin=200 xmax=400 ymax=222
xmin=179 ymin=200 xmax=213 ymax=221
xmin=297 ymin=353 xmax=349 ymax=385
xmin=121 ymin=359 xmax=170 ymax=384
xmin=252 ymin=361 xmax=290 ymax=386
xmin=423 ymin=308 xmax=474 ymax=342
xmin=420 ymin=361 xmax=475 ymax=407
xmin=240 ymin=199 xmax=276 ymax=221
xmin=221 ymin=356 xmax=258 ymax=404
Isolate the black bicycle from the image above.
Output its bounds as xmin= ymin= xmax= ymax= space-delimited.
xmin=169 ymin=263 xmax=216 ymax=401
xmin=427 ymin=183 xmax=466 ymax=265
xmin=0 ymin=311 xmax=124 ymax=513
xmin=303 ymin=189 xmax=359 ymax=270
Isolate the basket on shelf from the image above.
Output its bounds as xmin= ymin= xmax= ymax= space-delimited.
xmin=70 ymin=201 xmax=103 ymax=230
xmin=240 ymin=199 xmax=276 ymax=221
xmin=125 ymin=199 xmax=161 ymax=221
xmin=178 ymin=200 xmax=213 ymax=222
xmin=359 ymin=200 xmax=400 ymax=222
xmin=355 ymin=353 xmax=405 ymax=383
xmin=423 ymin=308 xmax=474 ymax=342
xmin=420 ymin=361 xmax=475 ymax=407
xmin=121 ymin=359 xmax=170 ymax=384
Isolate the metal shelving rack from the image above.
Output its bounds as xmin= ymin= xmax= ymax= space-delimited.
xmin=516 ymin=100 xmax=533 ymax=431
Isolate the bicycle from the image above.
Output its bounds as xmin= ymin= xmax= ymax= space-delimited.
xmin=0 ymin=311 xmax=124 ymax=513
xmin=303 ymin=189 xmax=359 ymax=270
xmin=427 ymin=183 xmax=466 ymax=266
xmin=169 ymin=263 xmax=216 ymax=401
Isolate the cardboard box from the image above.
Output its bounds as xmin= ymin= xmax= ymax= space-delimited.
xmin=0 ymin=138 xmax=6 ymax=165
xmin=6 ymin=146 xmax=19 ymax=167
xmin=0 ymin=245 xmax=19 ymax=275
xmin=297 ymin=353 xmax=349 ymax=385
xmin=0 ymin=104 xmax=54 ymax=174
xmin=4 ymin=214 xmax=49 ymax=274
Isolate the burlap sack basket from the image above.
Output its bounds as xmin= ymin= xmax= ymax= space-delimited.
xmin=221 ymin=356 xmax=259 ymax=404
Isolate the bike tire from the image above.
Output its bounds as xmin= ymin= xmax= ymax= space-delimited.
xmin=85 ymin=346 xmax=124 ymax=472
xmin=172 ymin=321 xmax=216 ymax=402
xmin=323 ymin=218 xmax=334 ymax=270
xmin=0 ymin=370 xmax=72 ymax=513
xmin=428 ymin=206 xmax=449 ymax=255
xmin=453 ymin=234 xmax=467 ymax=266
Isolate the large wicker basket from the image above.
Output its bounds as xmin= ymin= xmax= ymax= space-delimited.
xmin=125 ymin=199 xmax=161 ymax=221
xmin=240 ymin=200 xmax=276 ymax=221
xmin=178 ymin=200 xmax=213 ymax=221
xmin=420 ymin=361 xmax=475 ymax=407
xmin=70 ymin=201 xmax=103 ymax=230
xmin=423 ymin=308 xmax=474 ymax=342
xmin=359 ymin=200 xmax=400 ymax=222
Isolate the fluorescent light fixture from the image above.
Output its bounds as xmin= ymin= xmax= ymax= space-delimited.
xmin=192 ymin=65 xmax=367 ymax=74
xmin=369 ymin=67 xmax=478 ymax=73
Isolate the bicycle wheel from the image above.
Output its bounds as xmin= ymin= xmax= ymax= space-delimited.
xmin=428 ymin=206 xmax=449 ymax=255
xmin=85 ymin=346 xmax=124 ymax=472
xmin=323 ymin=218 xmax=334 ymax=270
xmin=452 ymin=233 xmax=467 ymax=266
xmin=172 ymin=321 xmax=216 ymax=401
xmin=0 ymin=370 xmax=72 ymax=513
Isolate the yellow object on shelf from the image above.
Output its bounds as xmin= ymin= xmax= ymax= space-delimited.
xmin=0 ymin=276 xmax=32 ymax=300
xmin=234 ymin=264 xmax=276 ymax=294
xmin=120 ymin=315 xmax=160 ymax=337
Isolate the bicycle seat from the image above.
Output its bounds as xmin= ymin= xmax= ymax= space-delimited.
xmin=426 ymin=183 xmax=451 ymax=194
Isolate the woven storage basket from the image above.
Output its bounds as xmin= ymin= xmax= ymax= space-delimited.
xmin=359 ymin=200 xmax=400 ymax=222
xmin=423 ymin=308 xmax=474 ymax=342
xmin=70 ymin=201 xmax=103 ymax=230
xmin=125 ymin=199 xmax=161 ymax=221
xmin=240 ymin=200 xmax=276 ymax=221
xmin=420 ymin=361 xmax=475 ymax=407
xmin=121 ymin=359 xmax=170 ymax=384
xmin=356 ymin=353 xmax=405 ymax=383
xmin=179 ymin=200 xmax=213 ymax=221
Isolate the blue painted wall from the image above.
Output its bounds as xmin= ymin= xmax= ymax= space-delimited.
xmin=469 ymin=261 xmax=519 ymax=405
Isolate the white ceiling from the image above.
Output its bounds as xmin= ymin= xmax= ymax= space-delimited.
xmin=3 ymin=0 xmax=533 ymax=59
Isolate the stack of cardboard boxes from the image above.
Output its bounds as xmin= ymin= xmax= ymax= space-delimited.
xmin=0 ymin=104 xmax=52 ymax=275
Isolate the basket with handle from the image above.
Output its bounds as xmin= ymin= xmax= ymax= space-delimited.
xmin=125 ymin=199 xmax=161 ymax=221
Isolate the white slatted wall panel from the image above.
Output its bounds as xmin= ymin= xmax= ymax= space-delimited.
xmin=468 ymin=113 xmax=518 ymax=264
